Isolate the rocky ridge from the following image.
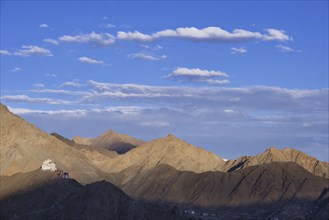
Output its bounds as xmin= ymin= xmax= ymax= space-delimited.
xmin=0 ymin=104 xmax=103 ymax=184
xmin=222 ymin=147 xmax=329 ymax=178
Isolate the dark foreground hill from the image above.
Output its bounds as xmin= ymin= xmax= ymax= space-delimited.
xmin=0 ymin=169 xmax=189 ymax=220
xmin=117 ymin=162 xmax=328 ymax=207
xmin=107 ymin=162 xmax=329 ymax=219
xmin=1 ymin=168 xmax=328 ymax=220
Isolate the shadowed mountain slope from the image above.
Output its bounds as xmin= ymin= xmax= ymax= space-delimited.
xmin=73 ymin=130 xmax=144 ymax=154
xmin=0 ymin=169 xmax=187 ymax=220
xmin=114 ymin=162 xmax=329 ymax=208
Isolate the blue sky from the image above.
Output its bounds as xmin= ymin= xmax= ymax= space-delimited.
xmin=1 ymin=1 xmax=328 ymax=161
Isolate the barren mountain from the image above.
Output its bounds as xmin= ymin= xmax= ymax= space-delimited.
xmin=99 ymin=134 xmax=226 ymax=175
xmin=50 ymin=132 xmax=76 ymax=146
xmin=117 ymin=162 xmax=329 ymax=208
xmin=1 ymin=103 xmax=329 ymax=219
xmin=73 ymin=130 xmax=144 ymax=154
xmin=51 ymin=132 xmax=118 ymax=159
xmin=222 ymin=147 xmax=329 ymax=178
xmin=0 ymin=104 xmax=223 ymax=184
xmin=0 ymin=169 xmax=187 ymax=220
xmin=0 ymin=104 xmax=104 ymax=184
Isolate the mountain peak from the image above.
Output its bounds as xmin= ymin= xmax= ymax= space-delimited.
xmin=73 ymin=129 xmax=144 ymax=154
xmin=166 ymin=133 xmax=176 ymax=139
xmin=110 ymin=133 xmax=226 ymax=173
xmin=222 ymin=146 xmax=329 ymax=178
xmin=102 ymin=129 xmax=117 ymax=136
xmin=266 ymin=146 xmax=280 ymax=152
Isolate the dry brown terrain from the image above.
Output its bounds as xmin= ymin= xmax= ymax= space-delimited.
xmin=1 ymin=103 xmax=329 ymax=219
xmin=73 ymin=130 xmax=144 ymax=154
xmin=222 ymin=147 xmax=329 ymax=178
xmin=0 ymin=104 xmax=104 ymax=184
xmin=104 ymin=134 xmax=226 ymax=173
xmin=0 ymin=104 xmax=226 ymax=184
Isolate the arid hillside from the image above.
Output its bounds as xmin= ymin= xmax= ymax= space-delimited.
xmin=0 ymin=104 xmax=104 ymax=184
xmin=222 ymin=147 xmax=329 ymax=178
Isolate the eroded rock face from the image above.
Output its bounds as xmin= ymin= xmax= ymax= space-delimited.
xmin=41 ymin=159 xmax=57 ymax=171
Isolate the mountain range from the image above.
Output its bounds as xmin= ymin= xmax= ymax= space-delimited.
xmin=0 ymin=103 xmax=328 ymax=219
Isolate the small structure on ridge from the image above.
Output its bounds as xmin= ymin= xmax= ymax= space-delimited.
xmin=41 ymin=159 xmax=57 ymax=171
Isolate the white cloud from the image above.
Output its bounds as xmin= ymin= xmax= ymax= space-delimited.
xmin=166 ymin=67 xmax=230 ymax=85
xmin=6 ymin=80 xmax=327 ymax=114
xmin=14 ymin=45 xmax=53 ymax=57
xmin=43 ymin=38 xmax=59 ymax=45
xmin=8 ymin=107 xmax=88 ymax=116
xmin=59 ymin=32 xmax=115 ymax=46
xmin=11 ymin=67 xmax=22 ymax=72
xmin=32 ymin=83 xmax=45 ymax=88
xmin=140 ymin=44 xmax=163 ymax=51
xmin=140 ymin=44 xmax=150 ymax=49
xmin=117 ymin=31 xmax=154 ymax=41
xmin=45 ymin=73 xmax=57 ymax=77
xmin=140 ymin=121 xmax=170 ymax=127
xmin=99 ymin=23 xmax=116 ymax=28
xmin=170 ymin=67 xmax=228 ymax=77
xmin=201 ymin=79 xmax=231 ymax=85
xmin=78 ymin=56 xmax=104 ymax=65
xmin=155 ymin=45 xmax=163 ymax=50
xmin=30 ymin=89 xmax=88 ymax=96
xmin=87 ymin=80 xmax=111 ymax=91
xmin=230 ymin=47 xmax=247 ymax=54
xmin=224 ymin=109 xmax=235 ymax=113
xmin=7 ymin=106 xmax=152 ymax=117
xmin=129 ymin=53 xmax=167 ymax=61
xmin=117 ymin=26 xmax=291 ymax=42
xmin=60 ymin=82 xmax=82 ymax=88
xmin=263 ymin=29 xmax=291 ymax=41
xmin=1 ymin=95 xmax=73 ymax=105
xmin=0 ymin=50 xmax=12 ymax=56
xmin=1 ymin=46 xmax=52 ymax=57
xmin=39 ymin=24 xmax=49 ymax=28
xmin=80 ymin=81 xmax=327 ymax=110
xmin=276 ymin=44 xmax=301 ymax=53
